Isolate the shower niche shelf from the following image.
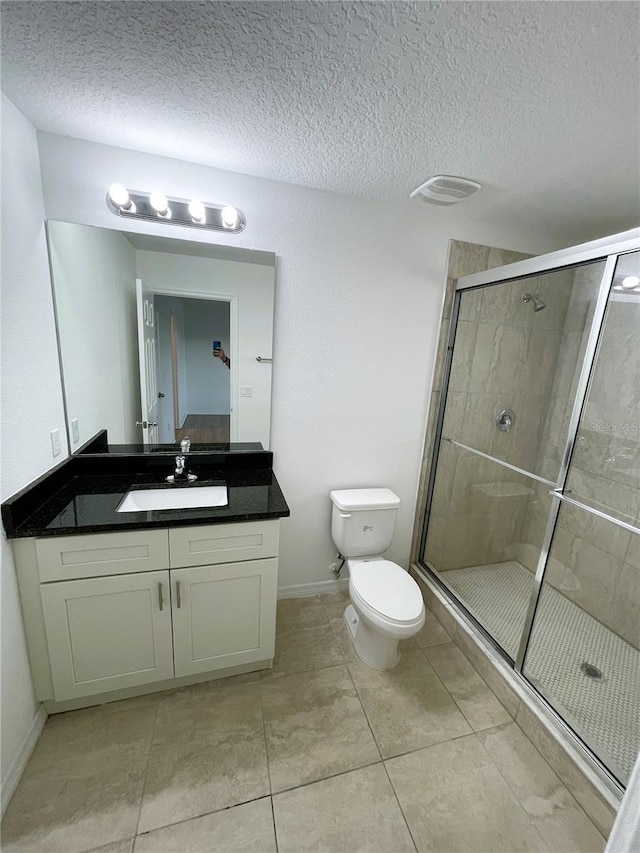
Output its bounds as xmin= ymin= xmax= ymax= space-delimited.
xmin=472 ymin=482 xmax=534 ymax=498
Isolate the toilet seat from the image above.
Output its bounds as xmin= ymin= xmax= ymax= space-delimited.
xmin=349 ymin=560 xmax=424 ymax=627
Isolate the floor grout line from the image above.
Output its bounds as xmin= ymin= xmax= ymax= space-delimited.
xmin=132 ymin=702 xmax=160 ymax=842
xmin=271 ymin=758 xmax=386 ymax=798
xmin=257 ymin=664 xmax=279 ymax=852
xmin=380 ymin=759 xmax=419 ymax=853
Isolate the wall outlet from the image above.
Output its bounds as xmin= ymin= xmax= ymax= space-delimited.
xmin=50 ymin=428 xmax=61 ymax=457
xmin=71 ymin=418 xmax=80 ymax=444
xmin=240 ymin=386 xmax=253 ymax=398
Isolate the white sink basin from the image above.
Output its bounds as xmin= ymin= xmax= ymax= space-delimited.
xmin=117 ymin=485 xmax=228 ymax=513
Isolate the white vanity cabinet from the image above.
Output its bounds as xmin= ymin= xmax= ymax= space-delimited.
xmin=14 ymin=520 xmax=279 ymax=708
xmin=40 ymin=569 xmax=174 ymax=699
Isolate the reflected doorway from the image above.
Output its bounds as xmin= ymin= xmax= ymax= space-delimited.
xmin=155 ymin=295 xmax=231 ymax=443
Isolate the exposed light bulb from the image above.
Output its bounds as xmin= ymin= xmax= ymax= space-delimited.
xmin=221 ymin=206 xmax=239 ymax=229
xmin=106 ymin=188 xmax=243 ymax=231
xmin=108 ymin=183 xmax=133 ymax=210
xmin=188 ymin=199 xmax=206 ymax=223
xmin=622 ymin=275 xmax=640 ymax=290
xmin=150 ymin=190 xmax=170 ymax=215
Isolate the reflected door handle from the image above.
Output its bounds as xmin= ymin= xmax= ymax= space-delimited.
xmin=158 ymin=582 xmax=164 ymax=612
xmin=175 ymin=580 xmax=182 ymax=609
xmin=158 ymin=392 xmax=165 ymax=398
xmin=136 ymin=421 xmax=158 ymax=428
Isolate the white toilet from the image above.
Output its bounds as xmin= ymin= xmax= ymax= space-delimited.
xmin=330 ymin=488 xmax=425 ymax=670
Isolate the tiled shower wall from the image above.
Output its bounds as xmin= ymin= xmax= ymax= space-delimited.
xmin=515 ymin=262 xmax=603 ymax=574
xmin=418 ymin=239 xmax=573 ymax=571
xmin=410 ymin=240 xmax=531 ymax=562
xmin=414 ymin=245 xmax=639 ymax=650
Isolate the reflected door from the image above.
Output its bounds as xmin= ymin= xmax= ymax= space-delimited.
xmin=136 ymin=277 xmax=159 ymax=445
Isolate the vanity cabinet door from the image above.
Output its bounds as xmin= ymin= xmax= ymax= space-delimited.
xmin=41 ymin=570 xmax=174 ymax=701
xmin=171 ymin=559 xmax=277 ymax=677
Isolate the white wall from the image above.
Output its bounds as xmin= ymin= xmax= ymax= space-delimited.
xmin=183 ymin=299 xmax=230 ymax=415
xmin=48 ymin=221 xmax=140 ymax=447
xmin=0 ymin=98 xmax=68 ymax=805
xmin=36 ymin=132 xmax=560 ymax=588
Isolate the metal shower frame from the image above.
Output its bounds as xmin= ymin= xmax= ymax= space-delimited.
xmin=417 ymin=227 xmax=639 ymax=784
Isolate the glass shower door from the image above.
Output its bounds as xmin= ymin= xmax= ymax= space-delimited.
xmin=522 ymin=250 xmax=640 ymax=786
xmin=423 ymin=259 xmax=607 ymax=662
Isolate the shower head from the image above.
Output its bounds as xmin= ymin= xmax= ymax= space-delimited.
xmin=522 ymin=292 xmax=546 ymax=312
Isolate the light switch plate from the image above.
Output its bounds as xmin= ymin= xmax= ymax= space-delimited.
xmin=240 ymin=386 xmax=253 ymax=397
xmin=71 ymin=418 xmax=80 ymax=444
xmin=50 ymin=428 xmax=61 ymax=457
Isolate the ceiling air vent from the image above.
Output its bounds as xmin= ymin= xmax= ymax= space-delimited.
xmin=410 ymin=175 xmax=481 ymax=205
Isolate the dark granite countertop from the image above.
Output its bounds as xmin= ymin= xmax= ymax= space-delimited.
xmin=2 ymin=441 xmax=290 ymax=539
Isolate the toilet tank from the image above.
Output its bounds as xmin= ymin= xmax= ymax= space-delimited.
xmin=330 ymin=489 xmax=400 ymax=557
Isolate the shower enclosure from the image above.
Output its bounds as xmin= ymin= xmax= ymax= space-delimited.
xmin=419 ymin=230 xmax=640 ymax=791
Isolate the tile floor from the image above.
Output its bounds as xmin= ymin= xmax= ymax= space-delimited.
xmin=2 ymin=592 xmax=607 ymax=852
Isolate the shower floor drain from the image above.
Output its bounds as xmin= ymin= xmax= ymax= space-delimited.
xmin=580 ymin=662 xmax=603 ymax=680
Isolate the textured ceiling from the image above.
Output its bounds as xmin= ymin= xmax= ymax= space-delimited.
xmin=2 ymin=1 xmax=639 ymax=240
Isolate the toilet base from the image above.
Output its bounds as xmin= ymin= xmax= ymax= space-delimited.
xmin=343 ymin=604 xmax=401 ymax=671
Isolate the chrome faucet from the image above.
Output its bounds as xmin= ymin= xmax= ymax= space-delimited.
xmin=166 ymin=454 xmax=197 ymax=483
xmin=180 ymin=436 xmax=191 ymax=453
xmin=174 ymin=455 xmax=187 ymax=480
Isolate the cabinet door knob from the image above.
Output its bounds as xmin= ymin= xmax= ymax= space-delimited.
xmin=158 ymin=582 xmax=164 ymax=612
xmin=176 ymin=580 xmax=182 ymax=609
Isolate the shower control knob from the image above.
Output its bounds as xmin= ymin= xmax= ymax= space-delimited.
xmin=496 ymin=409 xmax=515 ymax=432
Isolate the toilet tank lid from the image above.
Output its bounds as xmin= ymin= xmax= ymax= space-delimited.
xmin=330 ymin=488 xmax=401 ymax=511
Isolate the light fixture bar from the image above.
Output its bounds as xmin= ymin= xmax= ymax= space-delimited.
xmin=106 ymin=186 xmax=245 ymax=233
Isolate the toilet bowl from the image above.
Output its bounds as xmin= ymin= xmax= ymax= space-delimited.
xmin=329 ymin=487 xmax=425 ymax=670
xmin=344 ymin=557 xmax=425 ymax=669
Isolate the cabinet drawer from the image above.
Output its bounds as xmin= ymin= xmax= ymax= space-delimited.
xmin=36 ymin=530 xmax=169 ymax=582
xmin=169 ymin=521 xmax=279 ymax=568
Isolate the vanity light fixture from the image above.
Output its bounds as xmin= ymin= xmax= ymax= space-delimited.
xmin=613 ymin=274 xmax=640 ymax=294
xmin=107 ymin=183 xmax=136 ymax=213
xmin=221 ymin=205 xmax=239 ymax=229
xmin=106 ymin=185 xmax=246 ymax=233
xmin=149 ymin=190 xmax=171 ymax=218
xmin=188 ymin=198 xmax=206 ymax=224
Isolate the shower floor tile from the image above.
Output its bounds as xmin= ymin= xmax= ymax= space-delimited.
xmin=441 ymin=560 xmax=640 ymax=783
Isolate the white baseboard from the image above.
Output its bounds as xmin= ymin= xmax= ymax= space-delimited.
xmin=1 ymin=703 xmax=47 ymax=818
xmin=278 ymin=578 xmax=349 ymax=599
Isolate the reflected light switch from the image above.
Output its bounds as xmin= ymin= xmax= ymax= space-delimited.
xmin=240 ymin=386 xmax=253 ymax=397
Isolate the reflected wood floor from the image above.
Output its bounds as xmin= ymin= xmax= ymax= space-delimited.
xmin=175 ymin=414 xmax=230 ymax=444
xmin=1 ymin=593 xmax=607 ymax=852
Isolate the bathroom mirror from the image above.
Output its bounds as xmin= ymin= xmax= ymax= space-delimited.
xmin=47 ymin=221 xmax=275 ymax=452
